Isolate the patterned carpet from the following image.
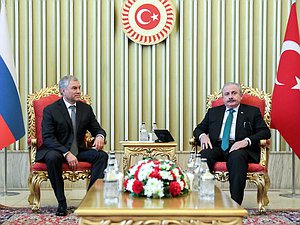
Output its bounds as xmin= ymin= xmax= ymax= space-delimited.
xmin=244 ymin=208 xmax=300 ymax=225
xmin=0 ymin=205 xmax=299 ymax=224
xmin=0 ymin=206 xmax=78 ymax=225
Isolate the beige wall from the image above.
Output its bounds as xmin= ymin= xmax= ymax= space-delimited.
xmin=1 ymin=1 xmax=298 ymax=154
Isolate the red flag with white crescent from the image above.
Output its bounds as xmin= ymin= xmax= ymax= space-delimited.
xmin=270 ymin=2 xmax=300 ymax=159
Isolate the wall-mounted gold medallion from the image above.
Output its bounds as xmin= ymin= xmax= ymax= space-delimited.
xmin=121 ymin=0 xmax=176 ymax=45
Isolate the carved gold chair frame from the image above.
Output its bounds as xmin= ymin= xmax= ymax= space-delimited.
xmin=27 ymin=84 xmax=92 ymax=211
xmin=190 ymin=84 xmax=272 ymax=213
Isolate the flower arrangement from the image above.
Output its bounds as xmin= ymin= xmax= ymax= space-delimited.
xmin=123 ymin=158 xmax=190 ymax=198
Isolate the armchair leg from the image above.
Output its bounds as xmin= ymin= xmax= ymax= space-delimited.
xmin=28 ymin=172 xmax=48 ymax=211
xmin=248 ymin=173 xmax=270 ymax=214
xmin=27 ymin=173 xmax=34 ymax=205
xmin=260 ymin=174 xmax=270 ymax=210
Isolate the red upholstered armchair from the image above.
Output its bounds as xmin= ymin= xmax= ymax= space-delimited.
xmin=190 ymin=84 xmax=271 ymax=213
xmin=27 ymin=85 xmax=93 ymax=211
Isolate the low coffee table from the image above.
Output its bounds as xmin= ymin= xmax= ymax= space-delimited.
xmin=75 ymin=179 xmax=247 ymax=225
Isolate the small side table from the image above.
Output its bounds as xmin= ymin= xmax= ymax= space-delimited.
xmin=120 ymin=141 xmax=177 ymax=173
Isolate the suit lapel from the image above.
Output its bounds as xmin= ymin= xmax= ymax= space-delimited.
xmin=217 ymin=106 xmax=226 ymax=131
xmin=57 ymin=99 xmax=73 ymax=128
xmin=236 ymin=104 xmax=246 ymax=134
xmin=75 ymin=101 xmax=83 ymax=130
xmin=214 ymin=106 xmax=226 ymax=141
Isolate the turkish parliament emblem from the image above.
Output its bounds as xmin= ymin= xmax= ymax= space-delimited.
xmin=121 ymin=0 xmax=176 ymax=45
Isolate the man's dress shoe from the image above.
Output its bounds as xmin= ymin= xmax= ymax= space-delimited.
xmin=56 ymin=201 xmax=67 ymax=216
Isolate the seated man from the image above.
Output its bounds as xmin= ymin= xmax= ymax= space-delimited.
xmin=193 ymin=82 xmax=271 ymax=205
xmin=36 ymin=75 xmax=108 ymax=216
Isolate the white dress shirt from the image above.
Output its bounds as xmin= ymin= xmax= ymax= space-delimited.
xmin=63 ymin=98 xmax=76 ymax=118
xmin=219 ymin=105 xmax=240 ymax=141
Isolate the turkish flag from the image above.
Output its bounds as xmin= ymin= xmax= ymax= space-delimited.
xmin=270 ymin=2 xmax=300 ymax=159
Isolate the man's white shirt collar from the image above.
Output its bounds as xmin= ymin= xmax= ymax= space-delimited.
xmin=225 ymin=104 xmax=240 ymax=112
xmin=63 ymin=98 xmax=76 ymax=109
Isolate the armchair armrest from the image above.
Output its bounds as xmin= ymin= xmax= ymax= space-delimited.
xmin=28 ymin=138 xmax=38 ymax=165
xmin=85 ymin=131 xmax=94 ymax=148
xmin=259 ymin=139 xmax=270 ymax=168
xmin=189 ymin=137 xmax=196 ymax=146
xmin=259 ymin=139 xmax=270 ymax=148
xmin=84 ymin=132 xmax=107 ymax=148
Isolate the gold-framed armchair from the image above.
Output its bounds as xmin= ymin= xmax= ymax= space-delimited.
xmin=27 ymin=84 xmax=93 ymax=211
xmin=190 ymin=84 xmax=271 ymax=213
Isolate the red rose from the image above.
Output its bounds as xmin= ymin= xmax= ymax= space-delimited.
xmin=154 ymin=161 xmax=160 ymax=165
xmin=181 ymin=179 xmax=186 ymax=188
xmin=123 ymin=179 xmax=129 ymax=188
xmin=134 ymin=169 xmax=139 ymax=179
xmin=169 ymin=181 xmax=181 ymax=197
xmin=132 ymin=180 xmax=144 ymax=194
xmin=179 ymin=168 xmax=183 ymax=175
xmin=149 ymin=168 xmax=162 ymax=180
xmin=170 ymin=170 xmax=176 ymax=180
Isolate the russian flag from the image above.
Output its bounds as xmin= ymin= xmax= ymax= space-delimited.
xmin=0 ymin=1 xmax=25 ymax=149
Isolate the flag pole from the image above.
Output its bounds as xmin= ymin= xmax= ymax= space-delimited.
xmin=279 ymin=151 xmax=300 ymax=198
xmin=0 ymin=148 xmax=19 ymax=196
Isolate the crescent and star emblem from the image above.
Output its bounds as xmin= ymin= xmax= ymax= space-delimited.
xmin=136 ymin=9 xmax=159 ymax=26
xmin=275 ymin=40 xmax=300 ymax=90
xmin=136 ymin=9 xmax=152 ymax=25
xmin=135 ymin=5 xmax=160 ymax=30
xmin=121 ymin=0 xmax=176 ymax=45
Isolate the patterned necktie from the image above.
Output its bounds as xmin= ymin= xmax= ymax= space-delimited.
xmin=221 ymin=108 xmax=235 ymax=151
xmin=69 ymin=105 xmax=78 ymax=155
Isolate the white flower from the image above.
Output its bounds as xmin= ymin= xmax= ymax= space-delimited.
xmin=144 ymin=178 xmax=164 ymax=198
xmin=126 ymin=179 xmax=135 ymax=192
xmin=178 ymin=179 xmax=184 ymax=190
xmin=138 ymin=164 xmax=152 ymax=181
xmin=160 ymin=162 xmax=171 ymax=171
xmin=127 ymin=164 xmax=139 ymax=177
xmin=172 ymin=168 xmax=180 ymax=177
xmin=159 ymin=170 xmax=173 ymax=180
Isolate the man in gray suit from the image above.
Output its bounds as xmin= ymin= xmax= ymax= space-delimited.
xmin=36 ymin=75 xmax=108 ymax=216
xmin=193 ymin=82 xmax=270 ymax=205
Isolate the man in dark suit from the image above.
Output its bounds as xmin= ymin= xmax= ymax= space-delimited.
xmin=193 ymin=82 xmax=271 ymax=205
xmin=36 ymin=75 xmax=108 ymax=216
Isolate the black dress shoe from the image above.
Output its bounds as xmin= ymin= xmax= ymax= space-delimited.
xmin=56 ymin=201 xmax=67 ymax=216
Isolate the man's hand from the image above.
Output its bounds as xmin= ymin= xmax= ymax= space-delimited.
xmin=229 ymin=139 xmax=248 ymax=153
xmin=200 ymin=134 xmax=213 ymax=149
xmin=66 ymin=152 xmax=78 ymax=170
xmin=93 ymin=135 xmax=105 ymax=150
